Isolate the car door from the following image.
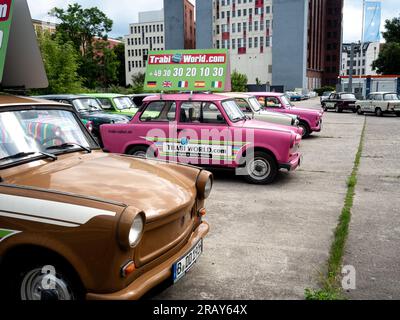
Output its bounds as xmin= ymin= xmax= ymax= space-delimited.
xmin=176 ymin=101 xmax=232 ymax=166
xmin=134 ymin=100 xmax=177 ymax=159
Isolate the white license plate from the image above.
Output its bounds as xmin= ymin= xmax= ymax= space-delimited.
xmin=172 ymin=240 xmax=203 ymax=283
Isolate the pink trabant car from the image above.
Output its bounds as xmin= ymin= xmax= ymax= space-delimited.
xmin=251 ymin=92 xmax=324 ymax=137
xmin=101 ymin=94 xmax=302 ymax=184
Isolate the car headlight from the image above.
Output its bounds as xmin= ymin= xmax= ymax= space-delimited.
xmin=118 ymin=210 xmax=145 ymax=249
xmin=129 ymin=215 xmax=144 ymax=248
xmin=196 ymin=171 xmax=213 ymax=200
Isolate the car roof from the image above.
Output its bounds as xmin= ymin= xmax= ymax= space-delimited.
xmin=144 ymin=93 xmax=229 ymax=102
xmin=0 ymin=94 xmax=72 ymax=109
xmin=216 ymin=92 xmax=255 ymax=99
xmin=248 ymin=92 xmax=284 ymax=97
xmin=34 ymin=94 xmax=91 ymax=100
xmin=84 ymin=93 xmax=128 ymax=98
xmin=369 ymin=92 xmax=397 ymax=95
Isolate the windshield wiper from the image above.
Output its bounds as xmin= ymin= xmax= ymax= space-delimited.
xmin=0 ymin=151 xmax=57 ymax=162
xmin=46 ymin=143 xmax=91 ymax=154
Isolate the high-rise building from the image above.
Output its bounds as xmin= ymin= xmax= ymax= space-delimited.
xmin=32 ymin=19 xmax=57 ymax=35
xmin=197 ymin=0 xmax=344 ymax=91
xmin=124 ymin=9 xmax=165 ymax=86
xmin=164 ymin=0 xmax=196 ymax=50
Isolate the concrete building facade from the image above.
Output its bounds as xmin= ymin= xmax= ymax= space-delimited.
xmin=196 ymin=0 xmax=343 ymax=91
xmin=164 ymin=0 xmax=196 ymax=50
xmin=124 ymin=9 xmax=165 ymax=85
xmin=340 ymin=42 xmax=381 ymax=77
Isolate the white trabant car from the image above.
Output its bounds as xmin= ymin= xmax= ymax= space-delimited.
xmin=217 ymin=93 xmax=300 ymax=127
xmin=356 ymin=92 xmax=400 ymax=117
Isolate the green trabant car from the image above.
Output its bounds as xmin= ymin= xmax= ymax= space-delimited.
xmin=84 ymin=93 xmax=139 ymax=119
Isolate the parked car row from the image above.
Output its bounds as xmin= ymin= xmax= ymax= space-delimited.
xmin=321 ymin=91 xmax=400 ymax=117
xmin=0 ymin=91 xmax=324 ymax=300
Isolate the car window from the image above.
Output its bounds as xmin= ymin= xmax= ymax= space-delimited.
xmin=367 ymin=95 xmax=373 ymax=100
xmin=114 ymin=97 xmax=136 ymax=110
xmin=73 ymin=99 xmax=103 ymax=112
xmin=0 ymin=109 xmax=93 ymax=165
xmin=98 ymin=98 xmax=113 ymax=110
xmin=180 ymin=101 xmax=226 ymax=124
xmin=341 ymin=94 xmax=356 ymax=100
xmin=329 ymin=94 xmax=335 ymax=99
xmin=257 ymin=97 xmax=266 ymax=107
xmin=234 ymin=98 xmax=252 ymax=113
xmin=384 ymin=94 xmax=399 ymax=101
xmin=266 ymin=97 xmax=281 ymax=108
xmin=140 ymin=101 xmax=176 ymax=122
xmin=248 ymin=97 xmax=261 ymax=112
xmin=374 ymin=94 xmax=383 ymax=101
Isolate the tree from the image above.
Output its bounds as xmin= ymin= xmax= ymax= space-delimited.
xmin=36 ymin=32 xmax=82 ymax=94
xmin=231 ymin=70 xmax=248 ymax=92
xmin=381 ymin=16 xmax=400 ymax=43
xmin=93 ymin=41 xmax=120 ymax=88
xmin=372 ymin=16 xmax=400 ymax=74
xmin=113 ymin=43 xmax=126 ymax=87
xmin=372 ymin=42 xmax=400 ymax=74
xmin=131 ymin=72 xmax=146 ymax=93
xmin=51 ymin=4 xmax=113 ymax=57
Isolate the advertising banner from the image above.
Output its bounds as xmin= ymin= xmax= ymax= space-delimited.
xmin=144 ymin=49 xmax=231 ymax=92
xmin=0 ymin=0 xmax=13 ymax=81
xmin=363 ymin=1 xmax=381 ymax=42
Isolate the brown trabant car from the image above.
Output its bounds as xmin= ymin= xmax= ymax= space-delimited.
xmin=0 ymin=95 xmax=211 ymax=300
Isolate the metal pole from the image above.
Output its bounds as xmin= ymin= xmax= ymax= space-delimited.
xmin=349 ymin=43 xmax=355 ymax=93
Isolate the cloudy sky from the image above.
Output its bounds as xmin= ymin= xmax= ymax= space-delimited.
xmin=27 ymin=0 xmax=399 ymax=42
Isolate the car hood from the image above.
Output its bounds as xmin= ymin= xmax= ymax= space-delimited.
xmin=240 ymin=119 xmax=295 ymax=134
xmin=4 ymin=152 xmax=199 ymax=221
xmin=81 ymin=111 xmax=129 ymax=122
xmin=258 ymin=110 xmax=296 ymax=120
xmin=286 ymin=107 xmax=322 ymax=117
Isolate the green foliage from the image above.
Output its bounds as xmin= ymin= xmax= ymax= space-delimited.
xmin=315 ymin=86 xmax=336 ymax=96
xmin=372 ymin=16 xmax=400 ymax=74
xmin=113 ymin=43 xmax=126 ymax=86
xmin=131 ymin=72 xmax=146 ymax=93
xmin=305 ymin=288 xmax=345 ymax=301
xmin=35 ymin=32 xmax=83 ymax=94
xmin=372 ymin=42 xmax=400 ymax=75
xmin=51 ymin=3 xmax=113 ymax=56
xmin=93 ymin=41 xmax=120 ymax=88
xmin=231 ymin=70 xmax=248 ymax=92
xmin=382 ymin=16 xmax=400 ymax=43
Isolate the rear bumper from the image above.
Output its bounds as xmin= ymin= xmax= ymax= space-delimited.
xmin=86 ymin=222 xmax=210 ymax=300
xmin=279 ymin=152 xmax=302 ymax=171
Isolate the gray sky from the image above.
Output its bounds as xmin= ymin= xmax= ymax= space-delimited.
xmin=27 ymin=0 xmax=399 ymax=42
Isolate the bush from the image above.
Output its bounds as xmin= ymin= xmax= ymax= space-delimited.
xmin=315 ymin=86 xmax=336 ymax=96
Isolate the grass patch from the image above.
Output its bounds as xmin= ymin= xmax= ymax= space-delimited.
xmin=305 ymin=118 xmax=367 ymax=300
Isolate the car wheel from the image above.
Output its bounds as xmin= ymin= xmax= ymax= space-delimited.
xmin=335 ymin=104 xmax=342 ymax=113
xmin=375 ymin=108 xmax=383 ymax=117
xmin=356 ymin=107 xmax=364 ymax=115
xmin=396 ymin=112 xmax=400 ymax=117
xmin=4 ymin=260 xmax=82 ymax=301
xmin=322 ymin=104 xmax=328 ymax=112
xmin=298 ymin=121 xmax=310 ymax=138
xmin=244 ymin=152 xmax=278 ymax=185
xmin=127 ymin=145 xmax=155 ymax=158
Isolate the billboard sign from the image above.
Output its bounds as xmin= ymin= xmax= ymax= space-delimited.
xmin=363 ymin=1 xmax=381 ymax=42
xmin=144 ymin=49 xmax=231 ymax=92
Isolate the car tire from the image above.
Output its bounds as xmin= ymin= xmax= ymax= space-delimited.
xmin=335 ymin=104 xmax=342 ymax=113
xmin=3 ymin=258 xmax=83 ymax=301
xmin=375 ymin=108 xmax=383 ymax=117
xmin=244 ymin=151 xmax=278 ymax=185
xmin=396 ymin=112 xmax=400 ymax=117
xmin=356 ymin=107 xmax=364 ymax=115
xmin=298 ymin=121 xmax=311 ymax=138
xmin=127 ymin=145 xmax=155 ymax=158
xmin=322 ymin=104 xmax=328 ymax=112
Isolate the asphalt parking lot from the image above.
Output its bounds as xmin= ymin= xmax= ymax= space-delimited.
xmin=153 ymin=98 xmax=399 ymax=300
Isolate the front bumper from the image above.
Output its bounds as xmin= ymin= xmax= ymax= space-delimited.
xmin=311 ymin=119 xmax=322 ymax=132
xmin=86 ymin=222 xmax=210 ymax=300
xmin=279 ymin=152 xmax=302 ymax=171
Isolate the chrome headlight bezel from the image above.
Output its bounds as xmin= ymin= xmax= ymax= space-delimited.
xmin=196 ymin=171 xmax=213 ymax=200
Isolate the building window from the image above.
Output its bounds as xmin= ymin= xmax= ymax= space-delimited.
xmin=238 ymin=23 xmax=242 ymax=33
xmin=243 ymin=22 xmax=247 ymax=32
xmin=249 ymin=37 xmax=252 ymax=48
xmin=222 ymin=11 xmax=225 ymax=19
xmin=254 ymin=37 xmax=258 ymax=48
xmin=232 ymin=38 xmax=236 ymax=49
xmin=266 ymin=20 xmax=270 ymax=29
xmin=266 ymin=6 xmax=270 ymax=14
xmin=128 ymin=38 xmax=131 ymax=45
xmin=238 ymin=9 xmax=241 ymax=17
xmin=216 ymin=40 xmax=220 ymax=49
xmin=217 ymin=25 xmax=220 ymax=34
xmin=232 ymin=23 xmax=236 ymax=33
xmin=260 ymin=20 xmax=264 ymax=31
xmin=266 ymin=36 xmax=270 ymax=47
xmin=254 ymin=21 xmax=258 ymax=31
xmin=243 ymin=9 xmax=247 ymax=16
xmin=260 ymin=36 xmax=264 ymax=47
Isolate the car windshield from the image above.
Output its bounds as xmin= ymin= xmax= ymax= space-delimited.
xmin=341 ymin=94 xmax=356 ymax=100
xmin=384 ymin=94 xmax=399 ymax=101
xmin=113 ymin=97 xmax=137 ymax=110
xmin=73 ymin=98 xmax=103 ymax=112
xmin=323 ymin=92 xmax=331 ymax=96
xmin=0 ymin=109 xmax=92 ymax=166
xmin=248 ymin=97 xmax=262 ymax=112
xmin=281 ymin=95 xmax=293 ymax=107
xmin=222 ymin=100 xmax=246 ymax=122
